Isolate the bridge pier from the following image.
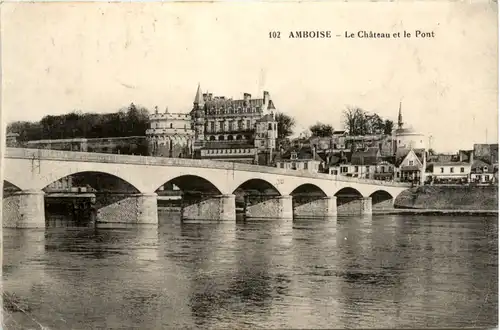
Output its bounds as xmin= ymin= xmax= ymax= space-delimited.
xmin=293 ymin=196 xmax=337 ymax=219
xmin=337 ymin=196 xmax=372 ymax=216
xmin=181 ymin=194 xmax=236 ymax=222
xmin=96 ymin=193 xmax=158 ymax=225
xmin=3 ymin=190 xmax=46 ymax=228
xmin=245 ymin=195 xmax=293 ymax=220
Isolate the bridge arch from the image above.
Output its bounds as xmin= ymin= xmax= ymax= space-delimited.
xmin=154 ymin=174 xmax=223 ymax=195
xmin=232 ymin=178 xmax=282 ymax=196
xmin=334 ymin=187 xmax=363 ymax=198
xmin=370 ymin=190 xmax=394 ymax=210
xmin=290 ymin=183 xmax=327 ymax=197
xmin=41 ymin=171 xmax=141 ymax=193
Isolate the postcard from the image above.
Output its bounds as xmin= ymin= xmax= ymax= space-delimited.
xmin=1 ymin=2 xmax=498 ymax=329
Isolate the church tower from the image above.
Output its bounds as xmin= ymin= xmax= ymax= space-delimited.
xmin=397 ymin=101 xmax=404 ymax=130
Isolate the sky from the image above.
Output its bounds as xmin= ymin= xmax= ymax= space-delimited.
xmin=1 ymin=1 xmax=498 ymax=152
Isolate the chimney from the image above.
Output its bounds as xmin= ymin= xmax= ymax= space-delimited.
xmin=469 ymin=150 xmax=474 ymax=165
xmin=244 ymin=93 xmax=251 ymax=101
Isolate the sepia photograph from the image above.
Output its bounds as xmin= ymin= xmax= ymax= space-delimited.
xmin=1 ymin=1 xmax=498 ymax=329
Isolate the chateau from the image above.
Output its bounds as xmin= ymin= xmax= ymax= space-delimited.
xmin=146 ymin=84 xmax=278 ymax=164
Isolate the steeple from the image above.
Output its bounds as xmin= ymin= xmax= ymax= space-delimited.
xmin=193 ymin=83 xmax=203 ymax=106
xmin=397 ymin=101 xmax=403 ymax=129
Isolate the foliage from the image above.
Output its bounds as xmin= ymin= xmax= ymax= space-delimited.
xmin=309 ymin=123 xmax=334 ymax=137
xmin=7 ymin=103 xmax=150 ymax=141
xmin=383 ymin=119 xmax=394 ymax=135
xmin=275 ymin=112 xmax=296 ymax=140
xmin=343 ymin=106 xmax=394 ymax=136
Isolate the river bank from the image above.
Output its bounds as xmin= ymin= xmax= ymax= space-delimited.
xmin=394 ymin=185 xmax=498 ymax=211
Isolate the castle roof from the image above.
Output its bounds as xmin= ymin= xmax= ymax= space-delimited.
xmin=194 ymin=83 xmax=203 ymax=105
xmin=256 ymin=114 xmax=276 ymax=122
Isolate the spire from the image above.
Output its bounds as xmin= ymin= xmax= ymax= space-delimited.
xmin=194 ymin=83 xmax=203 ymax=105
xmin=397 ymin=101 xmax=403 ymax=129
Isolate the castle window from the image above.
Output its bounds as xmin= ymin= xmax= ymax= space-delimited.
xmin=268 ymin=123 xmax=272 ymax=130
xmin=218 ymin=135 xmax=224 ymax=141
xmin=460 ymin=167 xmax=465 ymax=173
xmin=209 ymin=136 xmax=215 ymax=141
xmin=450 ymin=167 xmax=454 ymax=173
xmin=291 ymin=152 xmax=297 ymax=160
xmin=170 ymin=123 xmax=173 ymax=128
xmin=228 ymin=135 xmax=234 ymax=141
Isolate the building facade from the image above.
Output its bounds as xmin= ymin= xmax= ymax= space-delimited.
xmin=146 ymin=106 xmax=195 ymax=158
xmin=275 ymin=146 xmax=323 ymax=173
xmin=190 ymin=84 xmax=278 ymax=164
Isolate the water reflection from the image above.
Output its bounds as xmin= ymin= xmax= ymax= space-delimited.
xmin=2 ymin=214 xmax=498 ymax=329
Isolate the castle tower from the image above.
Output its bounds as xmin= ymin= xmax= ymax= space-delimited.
xmin=191 ymin=83 xmax=205 ymax=144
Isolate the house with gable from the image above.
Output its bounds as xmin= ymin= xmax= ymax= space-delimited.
xmin=394 ymin=148 xmax=425 ymax=183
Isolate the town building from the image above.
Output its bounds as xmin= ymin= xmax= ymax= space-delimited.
xmin=394 ymin=148 xmax=425 ymax=183
xmin=473 ymin=143 xmax=498 ymax=165
xmin=426 ymin=161 xmax=472 ymax=184
xmin=275 ymin=146 xmax=323 ymax=173
xmin=470 ymin=159 xmax=497 ymax=184
xmin=329 ymin=147 xmax=381 ymax=179
xmin=190 ymin=84 xmax=278 ymax=164
xmin=145 ymin=106 xmax=195 ymax=158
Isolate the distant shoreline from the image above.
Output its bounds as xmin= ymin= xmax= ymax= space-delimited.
xmin=374 ymin=209 xmax=497 ymax=216
xmin=158 ymin=207 xmax=498 ymax=217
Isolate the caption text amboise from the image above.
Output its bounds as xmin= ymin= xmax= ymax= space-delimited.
xmin=269 ymin=30 xmax=435 ymax=39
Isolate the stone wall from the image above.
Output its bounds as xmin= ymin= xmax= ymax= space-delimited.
xmin=394 ymin=185 xmax=498 ymax=210
xmin=95 ymin=193 xmax=158 ymax=224
xmin=371 ymin=198 xmax=394 ymax=210
xmin=293 ymin=196 xmax=336 ymax=218
xmin=181 ymin=195 xmax=235 ymax=221
xmin=3 ymin=191 xmax=45 ymax=228
xmin=337 ymin=197 xmax=371 ymax=215
xmin=245 ymin=195 xmax=293 ymax=219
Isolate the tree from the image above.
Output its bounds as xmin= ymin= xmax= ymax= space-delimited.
xmin=7 ymin=104 xmax=151 ymax=141
xmin=343 ymin=106 xmax=369 ymax=135
xmin=275 ymin=112 xmax=295 ymax=140
xmin=367 ymin=114 xmax=384 ymax=134
xmin=383 ymin=119 xmax=394 ymax=135
xmin=309 ymin=123 xmax=334 ymax=137
xmin=343 ymin=106 xmax=394 ymax=136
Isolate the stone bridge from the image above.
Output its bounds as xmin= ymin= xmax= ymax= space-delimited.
xmin=2 ymin=148 xmax=410 ymax=228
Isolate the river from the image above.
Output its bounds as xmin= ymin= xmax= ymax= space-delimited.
xmin=3 ymin=213 xmax=498 ymax=329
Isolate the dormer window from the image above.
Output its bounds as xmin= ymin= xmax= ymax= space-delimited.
xmin=291 ymin=152 xmax=298 ymax=160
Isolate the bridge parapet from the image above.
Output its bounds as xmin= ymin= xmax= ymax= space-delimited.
xmin=5 ymin=148 xmax=410 ymax=188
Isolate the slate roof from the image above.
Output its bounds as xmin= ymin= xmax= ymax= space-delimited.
xmin=279 ymin=146 xmax=323 ymax=162
xmin=351 ymin=147 xmax=380 ymax=165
